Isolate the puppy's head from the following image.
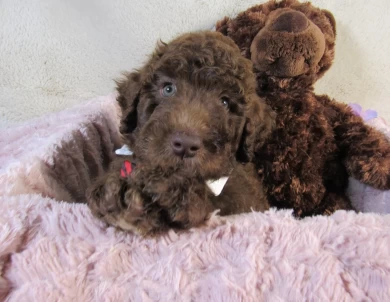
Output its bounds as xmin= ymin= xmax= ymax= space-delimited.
xmin=116 ymin=31 xmax=274 ymax=179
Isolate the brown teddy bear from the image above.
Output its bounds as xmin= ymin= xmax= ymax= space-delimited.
xmin=216 ymin=0 xmax=390 ymax=217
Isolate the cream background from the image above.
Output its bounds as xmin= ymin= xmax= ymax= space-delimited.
xmin=1 ymin=0 xmax=389 ymax=128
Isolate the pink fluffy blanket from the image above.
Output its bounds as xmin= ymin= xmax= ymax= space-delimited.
xmin=1 ymin=95 xmax=389 ymax=301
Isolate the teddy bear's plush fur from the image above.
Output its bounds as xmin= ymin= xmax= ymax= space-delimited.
xmin=216 ymin=0 xmax=390 ymax=216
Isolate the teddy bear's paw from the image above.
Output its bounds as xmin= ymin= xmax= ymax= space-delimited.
xmin=349 ymin=156 xmax=390 ymax=190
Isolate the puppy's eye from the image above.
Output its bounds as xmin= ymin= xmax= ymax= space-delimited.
xmin=160 ymin=83 xmax=177 ymax=97
xmin=221 ymin=97 xmax=230 ymax=109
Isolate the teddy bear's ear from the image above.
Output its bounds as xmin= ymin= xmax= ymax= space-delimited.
xmin=321 ymin=9 xmax=336 ymax=36
xmin=236 ymin=94 xmax=275 ymax=163
xmin=216 ymin=16 xmax=231 ymax=36
xmin=115 ymin=71 xmax=142 ymax=144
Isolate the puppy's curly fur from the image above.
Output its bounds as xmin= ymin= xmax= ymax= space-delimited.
xmin=86 ymin=32 xmax=274 ymax=235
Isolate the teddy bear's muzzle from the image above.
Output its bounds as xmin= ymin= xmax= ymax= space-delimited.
xmin=250 ymin=9 xmax=326 ymax=78
xmin=270 ymin=10 xmax=309 ymax=33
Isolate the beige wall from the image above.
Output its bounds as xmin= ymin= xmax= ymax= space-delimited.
xmin=1 ymin=0 xmax=389 ymax=128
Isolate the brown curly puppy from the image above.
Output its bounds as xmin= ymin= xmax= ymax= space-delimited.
xmin=216 ymin=0 xmax=390 ymax=216
xmin=86 ymin=31 xmax=274 ymax=235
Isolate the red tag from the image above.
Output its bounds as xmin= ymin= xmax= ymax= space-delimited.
xmin=120 ymin=160 xmax=133 ymax=178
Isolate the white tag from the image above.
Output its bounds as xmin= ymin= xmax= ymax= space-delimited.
xmin=206 ymin=177 xmax=229 ymax=196
xmin=115 ymin=145 xmax=133 ymax=156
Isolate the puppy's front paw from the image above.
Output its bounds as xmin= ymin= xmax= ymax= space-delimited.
xmin=142 ymin=177 xmax=214 ymax=230
xmin=87 ymin=169 xmax=215 ymax=236
xmin=86 ymin=174 xmax=126 ymax=217
xmin=86 ymin=174 xmax=166 ymax=236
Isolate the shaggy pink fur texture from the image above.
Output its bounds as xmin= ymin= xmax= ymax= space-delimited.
xmin=0 ymin=95 xmax=389 ymax=301
xmin=1 ymin=195 xmax=390 ymax=301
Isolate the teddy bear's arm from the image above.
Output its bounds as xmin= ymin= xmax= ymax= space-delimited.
xmin=325 ymin=99 xmax=390 ymax=190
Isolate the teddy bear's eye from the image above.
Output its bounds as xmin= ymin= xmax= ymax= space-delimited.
xmin=160 ymin=83 xmax=177 ymax=97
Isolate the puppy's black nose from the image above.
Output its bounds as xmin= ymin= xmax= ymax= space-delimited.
xmin=171 ymin=133 xmax=201 ymax=158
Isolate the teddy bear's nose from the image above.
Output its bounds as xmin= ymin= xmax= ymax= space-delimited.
xmin=271 ymin=11 xmax=309 ymax=33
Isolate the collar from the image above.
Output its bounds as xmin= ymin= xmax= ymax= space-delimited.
xmin=115 ymin=145 xmax=231 ymax=196
xmin=120 ymin=160 xmax=136 ymax=178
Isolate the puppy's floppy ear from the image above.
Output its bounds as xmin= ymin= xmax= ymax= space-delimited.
xmin=115 ymin=71 xmax=142 ymax=145
xmin=236 ymin=94 xmax=275 ymax=162
xmin=115 ymin=41 xmax=167 ymax=146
